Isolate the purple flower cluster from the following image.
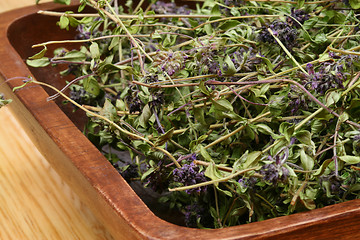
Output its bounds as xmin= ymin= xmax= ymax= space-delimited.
xmin=183 ymin=203 xmax=204 ymax=227
xmin=259 ymin=163 xmax=289 ymax=185
xmin=287 ymin=8 xmax=310 ymax=28
xmin=238 ymin=176 xmax=257 ymax=189
xmin=126 ymin=87 xmax=143 ymax=113
xmin=305 ymin=62 xmax=345 ymax=94
xmin=145 ymin=165 xmax=169 ymax=193
xmin=229 ymin=48 xmax=262 ymax=72
xmin=151 ymin=1 xmax=191 ymax=15
xmin=153 ymin=50 xmax=186 ymax=76
xmin=220 ymin=0 xmax=244 ymax=15
xmin=321 ymin=173 xmax=344 ymax=195
xmin=287 ymin=86 xmax=308 ymax=115
xmin=194 ymin=46 xmax=222 ymax=76
xmin=258 ymin=20 xmax=298 ymax=50
xmin=259 ymin=148 xmax=290 ymax=185
xmin=70 ymin=88 xmax=91 ymax=105
xmin=75 ymin=25 xmax=91 ymax=40
xmin=173 ymin=162 xmax=207 ymax=194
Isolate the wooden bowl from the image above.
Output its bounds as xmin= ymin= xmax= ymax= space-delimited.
xmin=1 ymin=2 xmax=360 ymax=239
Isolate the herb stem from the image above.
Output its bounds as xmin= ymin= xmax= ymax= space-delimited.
xmin=204 ymin=111 xmax=271 ymax=149
xmin=169 ymin=167 xmax=257 ymax=192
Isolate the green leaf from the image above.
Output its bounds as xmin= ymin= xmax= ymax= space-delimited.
xmin=350 ymin=0 xmax=360 ymax=9
xmin=296 ymin=0 xmax=305 ymax=8
xmin=55 ymin=50 xmax=87 ymax=62
xmin=190 ymin=135 xmax=208 ymax=151
xmin=0 ymin=96 xmax=12 ymax=108
xmin=294 ymin=130 xmax=312 ymax=146
xmin=243 ymin=151 xmax=262 ymax=168
xmin=300 ymin=149 xmax=314 ymax=171
xmin=314 ymin=33 xmax=327 ymax=44
xmin=28 ymin=47 xmax=47 ymax=60
xmin=138 ymin=104 xmax=152 ymax=128
xmin=54 ymin=0 xmax=71 ymax=4
xmin=222 ymin=55 xmax=236 ymax=75
xmin=204 ymin=161 xmax=223 ymax=186
xmin=194 ymin=107 xmax=207 ymax=126
xmin=279 ymin=122 xmax=295 ymax=142
xmin=59 ymin=15 xmax=70 ymax=29
xmin=154 ymin=128 xmax=174 ymax=146
xmin=219 ymin=20 xmax=241 ymax=31
xmin=325 ymin=91 xmax=341 ymax=107
xmin=256 ymin=54 xmax=275 ymax=75
xmin=100 ymin=99 xmax=117 ymax=122
xmin=339 ymin=155 xmax=360 ymax=165
xmin=313 ymin=159 xmax=332 ymax=177
xmin=26 ymin=57 xmax=50 ymax=67
xmin=199 ymin=80 xmax=211 ymax=96
xmin=97 ymin=62 xmax=136 ymax=75
xmin=338 ymin=112 xmax=349 ymax=124
xmin=200 ymin=145 xmax=212 ymax=162
xmin=255 ymin=123 xmax=275 ymax=137
xmin=211 ymin=98 xmax=233 ymax=112
xmin=90 ymin=42 xmax=101 ymax=59
xmin=83 ymin=77 xmax=100 ymax=96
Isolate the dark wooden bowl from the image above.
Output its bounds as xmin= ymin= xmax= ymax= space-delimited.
xmin=1 ymin=2 xmax=360 ymax=239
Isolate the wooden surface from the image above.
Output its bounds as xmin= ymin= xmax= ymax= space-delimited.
xmin=0 ymin=1 xmax=113 ymax=239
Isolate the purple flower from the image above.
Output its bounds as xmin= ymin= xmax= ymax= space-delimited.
xmin=287 ymin=8 xmax=310 ymax=28
xmin=173 ymin=162 xmax=207 ymax=194
xmin=259 ymin=164 xmax=289 ymax=184
xmin=258 ymin=20 xmax=298 ymax=50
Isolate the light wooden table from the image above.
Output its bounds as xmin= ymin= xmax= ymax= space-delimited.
xmin=0 ymin=1 xmax=113 ymax=239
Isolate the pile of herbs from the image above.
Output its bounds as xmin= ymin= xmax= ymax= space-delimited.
xmin=28 ymin=0 xmax=360 ymax=228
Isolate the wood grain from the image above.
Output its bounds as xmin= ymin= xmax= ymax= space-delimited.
xmin=0 ymin=1 xmax=113 ymax=239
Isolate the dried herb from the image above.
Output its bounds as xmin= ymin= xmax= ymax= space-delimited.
xmin=23 ymin=0 xmax=360 ymax=228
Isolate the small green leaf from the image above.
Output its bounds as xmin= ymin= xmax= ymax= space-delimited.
xmin=154 ymin=128 xmax=174 ymax=146
xmin=100 ymin=99 xmax=117 ymax=122
xmin=338 ymin=112 xmax=349 ymax=124
xmin=294 ymin=130 xmax=312 ymax=146
xmin=54 ymin=0 xmax=71 ymax=4
xmin=279 ymin=122 xmax=295 ymax=142
xmin=339 ymin=155 xmax=360 ymax=165
xmin=296 ymin=0 xmax=305 ymax=8
xmin=314 ymin=33 xmax=327 ymax=44
xmin=138 ymin=104 xmax=152 ymax=128
xmin=243 ymin=151 xmax=262 ymax=168
xmin=200 ymin=145 xmax=212 ymax=162
xmin=90 ymin=42 xmax=101 ymax=59
xmin=26 ymin=57 xmax=50 ymax=67
xmin=300 ymin=149 xmax=314 ymax=171
xmin=350 ymin=0 xmax=360 ymax=9
xmin=28 ymin=47 xmax=47 ymax=60
xmin=205 ymin=161 xmax=223 ymax=186
xmin=256 ymin=54 xmax=275 ymax=75
xmin=255 ymin=123 xmax=275 ymax=136
xmin=83 ymin=77 xmax=100 ymax=96
xmin=211 ymin=98 xmax=233 ymax=112
xmin=219 ymin=20 xmax=241 ymax=31
xmin=325 ymin=90 xmax=341 ymax=106
xmin=59 ymin=15 xmax=70 ymax=29
xmin=55 ymin=50 xmax=87 ymax=62
xmin=222 ymin=55 xmax=236 ymax=75
xmin=313 ymin=159 xmax=332 ymax=177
